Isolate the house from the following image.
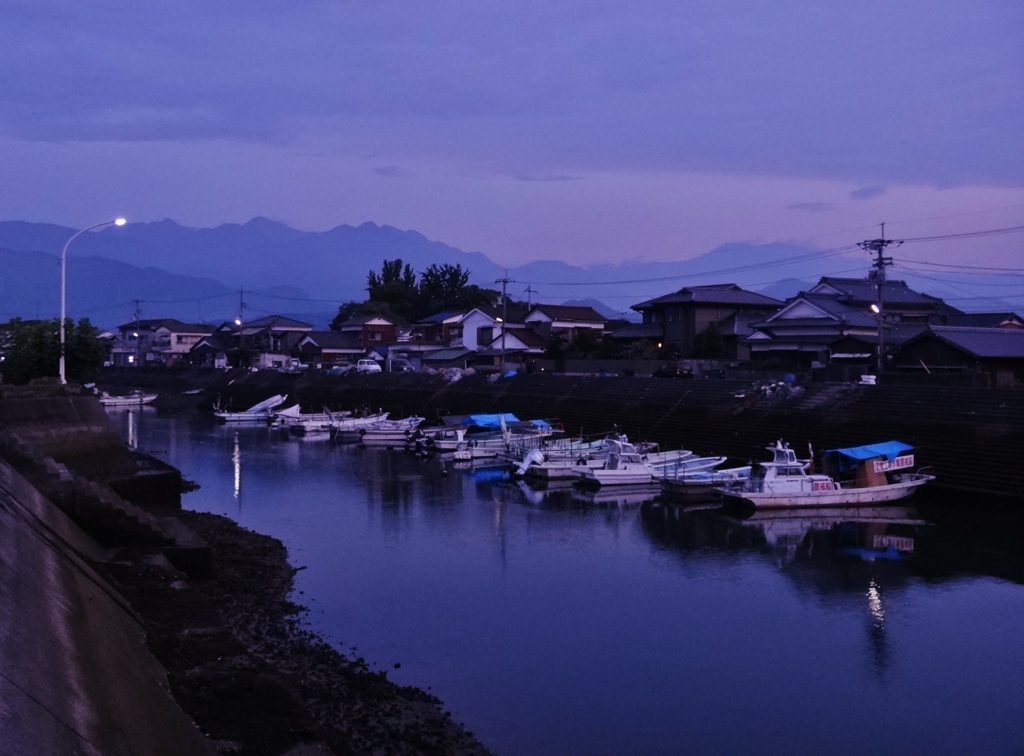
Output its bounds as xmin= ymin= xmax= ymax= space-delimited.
xmin=239 ymin=315 xmax=313 ymax=369
xmin=477 ymin=327 xmax=549 ymax=370
xmin=450 ymin=305 xmax=528 ymax=351
xmin=188 ymin=327 xmax=237 ymax=369
xmin=888 ymin=327 xmax=1024 ymax=386
xmin=746 ymin=278 xmax=962 ymax=369
xmin=295 ymin=330 xmax=365 ymax=368
xmin=523 ymin=304 xmax=606 ymax=342
xmin=630 ymin=284 xmax=781 ymax=359
xmin=112 ymin=318 xmax=215 ymax=366
xmin=409 ymin=310 xmax=464 ymax=344
xmin=335 ymin=315 xmax=398 ymax=349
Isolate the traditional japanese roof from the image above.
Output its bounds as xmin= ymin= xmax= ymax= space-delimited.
xmin=526 ymin=304 xmax=607 ymax=323
xmin=632 ymin=284 xmax=781 ymax=310
xmin=298 ymin=330 xmax=363 ymax=350
xmin=116 ymin=318 xmax=214 ymax=333
xmin=606 ymin=324 xmax=663 ymax=339
xmin=417 ymin=309 xmax=465 ymax=325
xmin=810 ymin=277 xmax=947 ymax=307
xmin=245 ymin=315 xmax=314 ymax=330
xmin=488 ymin=327 xmax=548 ymax=348
xmin=190 ymin=333 xmax=235 ymax=353
xmin=911 ymin=326 xmax=1024 ymax=359
xmin=941 ymin=311 xmax=1024 ymax=329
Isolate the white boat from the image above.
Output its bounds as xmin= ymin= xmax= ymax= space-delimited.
xmin=720 ymin=440 xmax=935 ymax=508
xmin=514 ymin=444 xmax=612 ymax=480
xmin=214 ymin=394 xmax=287 ymax=423
xmin=644 ymin=449 xmax=729 ymax=477
xmin=360 ymin=416 xmax=426 ymax=446
xmin=98 ymin=390 xmax=158 ymax=406
xmin=330 ymin=412 xmax=391 ymax=442
xmin=579 ymin=439 xmax=660 ymax=487
xmin=661 ymin=466 xmax=752 ymax=499
xmin=271 ymin=404 xmax=349 ymax=436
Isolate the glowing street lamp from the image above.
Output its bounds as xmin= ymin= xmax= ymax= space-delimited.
xmin=60 ymin=218 xmax=126 ymax=383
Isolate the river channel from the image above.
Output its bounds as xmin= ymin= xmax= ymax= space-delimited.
xmin=109 ymin=407 xmax=1024 ymax=755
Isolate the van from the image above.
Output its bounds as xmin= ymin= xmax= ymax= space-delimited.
xmin=356 ymin=359 xmax=382 ymax=374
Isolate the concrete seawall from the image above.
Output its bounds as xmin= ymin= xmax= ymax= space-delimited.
xmin=101 ymin=367 xmax=1024 ymax=501
xmin=0 ymin=454 xmax=214 ymax=755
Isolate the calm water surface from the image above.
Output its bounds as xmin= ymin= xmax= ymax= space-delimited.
xmin=112 ymin=408 xmax=1024 ymax=755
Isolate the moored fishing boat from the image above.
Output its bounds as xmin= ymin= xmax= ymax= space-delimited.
xmin=360 ymin=416 xmax=426 ymax=446
xmin=720 ymin=440 xmax=934 ymax=508
xmin=578 ymin=438 xmax=660 ymax=487
xmin=214 ymin=394 xmax=287 ymax=423
xmin=329 ymin=411 xmax=390 ymax=442
xmin=98 ymin=390 xmax=158 ymax=406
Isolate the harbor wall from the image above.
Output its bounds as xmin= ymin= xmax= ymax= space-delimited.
xmin=0 ymin=442 xmax=215 ymax=755
xmin=101 ymin=367 xmax=1024 ymax=501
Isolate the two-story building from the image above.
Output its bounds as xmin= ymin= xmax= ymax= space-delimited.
xmin=629 ymin=284 xmax=781 ymax=359
xmin=523 ymin=304 xmax=606 ymax=342
xmin=112 ymin=318 xmax=216 ymax=367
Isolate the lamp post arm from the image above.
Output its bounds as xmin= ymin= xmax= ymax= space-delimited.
xmin=60 ymin=220 xmax=120 ymax=384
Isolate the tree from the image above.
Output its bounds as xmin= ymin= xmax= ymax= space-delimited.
xmin=0 ymin=318 xmax=108 ymax=385
xmin=366 ymin=259 xmax=418 ymax=322
xmin=418 ymin=264 xmax=497 ymax=319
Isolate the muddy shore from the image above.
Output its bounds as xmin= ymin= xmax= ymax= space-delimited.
xmin=101 ymin=505 xmax=492 ymax=756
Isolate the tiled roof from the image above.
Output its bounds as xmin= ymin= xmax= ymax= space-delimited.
xmin=633 ymin=284 xmax=781 ymax=310
xmin=528 ymin=304 xmax=607 ymax=322
xmin=299 ymin=330 xmax=363 ymax=350
xmin=942 ymin=312 xmax=1024 ymax=329
xmin=245 ymin=315 xmax=314 ymax=330
xmin=925 ymin=327 xmax=1024 ymax=359
xmin=811 ymin=278 xmax=945 ymax=307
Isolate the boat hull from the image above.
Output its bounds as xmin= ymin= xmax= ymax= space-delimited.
xmin=720 ymin=474 xmax=934 ymax=508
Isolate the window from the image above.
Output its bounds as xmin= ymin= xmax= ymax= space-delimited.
xmin=369 ymin=331 xmax=382 ymax=341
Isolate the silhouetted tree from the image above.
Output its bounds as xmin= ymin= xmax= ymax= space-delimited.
xmin=0 ymin=318 xmax=108 ymax=385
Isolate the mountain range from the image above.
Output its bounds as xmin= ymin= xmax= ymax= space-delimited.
xmin=0 ymin=218 xmax=1018 ymax=329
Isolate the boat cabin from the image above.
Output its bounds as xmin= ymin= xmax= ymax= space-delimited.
xmin=747 ymin=440 xmax=835 ymax=494
xmin=821 ymin=441 xmax=916 ymax=489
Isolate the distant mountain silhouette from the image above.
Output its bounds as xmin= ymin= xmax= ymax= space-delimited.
xmin=0 ymin=218 xmax=1016 ymax=327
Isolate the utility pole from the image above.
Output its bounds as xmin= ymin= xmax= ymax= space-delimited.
xmin=237 ymin=288 xmax=246 ymax=368
xmin=524 ymin=284 xmax=537 ymax=308
xmin=857 ymin=223 xmax=901 ymax=378
xmin=132 ymin=298 xmax=143 ymax=368
xmin=495 ymin=273 xmax=515 ymax=374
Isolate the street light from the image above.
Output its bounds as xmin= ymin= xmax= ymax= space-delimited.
xmin=60 ymin=218 xmax=126 ymax=383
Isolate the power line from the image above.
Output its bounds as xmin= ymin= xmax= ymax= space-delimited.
xmin=891 ymin=257 xmax=1024 ymax=274
xmin=898 ymin=224 xmax=1024 ymax=243
xmin=515 ymin=244 xmax=861 ymax=287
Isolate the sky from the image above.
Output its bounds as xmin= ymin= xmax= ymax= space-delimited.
xmin=1 ymin=0 xmax=1022 ymax=270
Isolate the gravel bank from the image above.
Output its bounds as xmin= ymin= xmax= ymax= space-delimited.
xmin=102 ymin=509 xmax=492 ymax=756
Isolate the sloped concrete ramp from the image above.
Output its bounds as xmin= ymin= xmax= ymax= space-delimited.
xmin=0 ymin=459 xmax=214 ymax=756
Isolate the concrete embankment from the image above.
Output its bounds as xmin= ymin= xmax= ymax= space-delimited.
xmin=0 ymin=384 xmax=490 ymax=755
xmin=101 ymin=366 xmax=1024 ymax=501
xmin=0 ymin=437 xmax=214 ymax=755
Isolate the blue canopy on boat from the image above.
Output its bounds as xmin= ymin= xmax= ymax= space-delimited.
xmin=467 ymin=413 xmax=520 ymax=427
xmin=827 ymin=441 xmax=913 ymax=461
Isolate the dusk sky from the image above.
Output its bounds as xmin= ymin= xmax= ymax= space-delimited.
xmin=2 ymin=0 xmax=1022 ymax=270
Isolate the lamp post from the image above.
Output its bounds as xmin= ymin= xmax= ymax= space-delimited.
xmin=59 ymin=218 xmax=126 ymax=383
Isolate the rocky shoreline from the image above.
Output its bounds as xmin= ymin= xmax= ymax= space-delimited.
xmin=102 ymin=506 xmax=492 ymax=756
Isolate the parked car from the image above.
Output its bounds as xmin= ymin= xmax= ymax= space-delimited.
xmin=326 ymin=363 xmax=354 ymax=376
xmin=652 ymin=362 xmax=694 ymax=378
xmin=356 ymin=359 xmax=382 ymax=374
xmin=388 ymin=358 xmax=414 ymax=373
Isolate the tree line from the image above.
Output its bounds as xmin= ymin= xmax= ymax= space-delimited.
xmin=330 ymin=261 xmax=505 ymax=329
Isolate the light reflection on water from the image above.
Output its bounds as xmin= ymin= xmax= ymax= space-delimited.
xmin=111 ymin=410 xmax=1024 ymax=756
